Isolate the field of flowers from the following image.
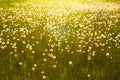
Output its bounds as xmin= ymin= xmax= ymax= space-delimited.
xmin=0 ymin=2 xmax=120 ymax=80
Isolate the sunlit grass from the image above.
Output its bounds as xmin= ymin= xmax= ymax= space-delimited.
xmin=0 ymin=1 xmax=120 ymax=80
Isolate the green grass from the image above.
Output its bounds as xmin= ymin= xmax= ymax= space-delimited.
xmin=0 ymin=1 xmax=120 ymax=80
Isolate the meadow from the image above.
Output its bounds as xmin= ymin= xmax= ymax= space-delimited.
xmin=0 ymin=1 xmax=120 ymax=80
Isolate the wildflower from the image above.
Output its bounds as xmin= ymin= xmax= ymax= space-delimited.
xmin=42 ymin=75 xmax=47 ymax=79
xmin=41 ymin=71 xmax=45 ymax=74
xmin=50 ymin=49 xmax=53 ymax=52
xmin=51 ymin=44 xmax=54 ymax=48
xmin=71 ymin=51 xmax=74 ymax=54
xmin=21 ymin=50 xmax=24 ymax=53
xmin=53 ymin=56 xmax=56 ymax=59
xmin=43 ymin=53 xmax=46 ymax=56
xmin=19 ymin=62 xmax=23 ymax=66
xmin=34 ymin=64 xmax=37 ymax=67
xmin=32 ymin=67 xmax=35 ymax=71
xmin=106 ymin=53 xmax=110 ymax=56
xmin=110 ymin=57 xmax=112 ymax=59
xmin=45 ymin=49 xmax=48 ymax=52
xmin=67 ymin=50 xmax=70 ymax=52
xmin=36 ymin=41 xmax=39 ymax=44
xmin=1 ymin=41 xmax=5 ymax=45
xmin=87 ymin=74 xmax=91 ymax=77
xmin=20 ymin=28 xmax=24 ymax=32
xmin=14 ymin=54 xmax=18 ymax=58
xmin=87 ymin=56 xmax=91 ymax=60
xmin=77 ymin=50 xmax=82 ymax=53
xmin=89 ymin=46 xmax=92 ymax=50
xmin=53 ymin=64 xmax=57 ymax=68
xmin=31 ymin=36 xmax=35 ymax=39
xmin=69 ymin=61 xmax=73 ymax=65
xmin=43 ymin=58 xmax=47 ymax=62
xmin=22 ymin=41 xmax=26 ymax=44
xmin=32 ymin=51 xmax=35 ymax=54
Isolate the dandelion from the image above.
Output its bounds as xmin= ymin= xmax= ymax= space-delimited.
xmin=110 ymin=56 xmax=112 ymax=59
xmin=78 ymin=45 xmax=81 ymax=48
xmin=108 ymin=46 xmax=112 ymax=49
xmin=53 ymin=56 xmax=56 ymax=59
xmin=67 ymin=50 xmax=70 ymax=52
xmin=22 ymin=41 xmax=26 ymax=44
xmin=50 ymin=49 xmax=53 ymax=52
xmin=31 ymin=36 xmax=35 ymax=39
xmin=43 ymin=53 xmax=46 ymax=56
xmin=32 ymin=51 xmax=35 ymax=54
xmin=53 ymin=64 xmax=57 ymax=68
xmin=34 ymin=64 xmax=37 ymax=67
xmin=36 ymin=41 xmax=39 ymax=44
xmin=6 ymin=41 xmax=10 ymax=44
xmin=71 ymin=51 xmax=74 ymax=54
xmin=89 ymin=46 xmax=92 ymax=50
xmin=41 ymin=71 xmax=45 ymax=74
xmin=83 ymin=50 xmax=86 ymax=53
xmin=69 ymin=61 xmax=73 ymax=65
xmin=92 ymin=51 xmax=96 ymax=56
xmin=71 ymin=41 xmax=73 ymax=44
xmin=87 ymin=56 xmax=91 ymax=60
xmin=106 ymin=53 xmax=110 ymax=56
xmin=51 ymin=44 xmax=54 ymax=48
xmin=21 ymin=50 xmax=24 ymax=53
xmin=9 ymin=52 xmax=13 ymax=55
xmin=20 ymin=28 xmax=24 ymax=32
xmin=17 ymin=38 xmax=20 ymax=41
xmin=87 ymin=74 xmax=91 ymax=77
xmin=43 ymin=58 xmax=47 ymax=62
xmin=14 ymin=54 xmax=18 ymax=58
xmin=65 ymin=47 xmax=68 ymax=50
xmin=32 ymin=67 xmax=35 ymax=71
xmin=77 ymin=50 xmax=82 ymax=53
xmin=19 ymin=62 xmax=23 ymax=66
xmin=45 ymin=49 xmax=48 ymax=52
xmin=1 ymin=41 xmax=5 ymax=45
xmin=42 ymin=75 xmax=47 ymax=79
xmin=1 ymin=46 xmax=5 ymax=49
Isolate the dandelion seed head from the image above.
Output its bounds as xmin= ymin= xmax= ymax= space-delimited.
xmin=69 ymin=61 xmax=73 ymax=65
xmin=42 ymin=75 xmax=47 ymax=79
xmin=32 ymin=67 xmax=35 ymax=71
xmin=19 ymin=62 xmax=23 ymax=66
xmin=106 ymin=53 xmax=110 ymax=56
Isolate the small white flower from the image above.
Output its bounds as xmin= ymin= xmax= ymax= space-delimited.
xmin=50 ymin=49 xmax=53 ymax=52
xmin=19 ymin=62 xmax=23 ymax=66
xmin=53 ymin=56 xmax=56 ymax=59
xmin=51 ymin=45 xmax=54 ymax=48
xmin=41 ymin=71 xmax=45 ymax=74
xmin=31 ymin=36 xmax=35 ymax=39
xmin=53 ymin=65 xmax=57 ymax=68
xmin=45 ymin=49 xmax=48 ymax=52
xmin=32 ymin=51 xmax=35 ymax=54
xmin=87 ymin=56 xmax=91 ymax=60
xmin=106 ymin=53 xmax=110 ymax=56
xmin=87 ymin=74 xmax=91 ymax=77
xmin=44 ymin=58 xmax=47 ymax=61
xmin=34 ymin=64 xmax=37 ymax=67
xmin=69 ymin=61 xmax=73 ymax=65
xmin=32 ymin=67 xmax=35 ymax=71
xmin=42 ymin=75 xmax=47 ymax=79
